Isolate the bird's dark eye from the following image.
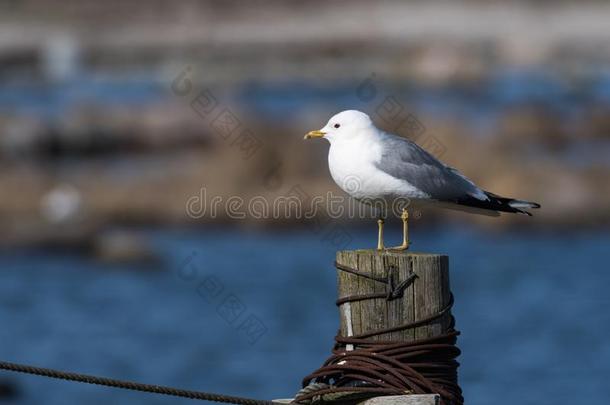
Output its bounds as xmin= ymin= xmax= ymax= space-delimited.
xmin=334 ymin=123 xmax=340 ymax=128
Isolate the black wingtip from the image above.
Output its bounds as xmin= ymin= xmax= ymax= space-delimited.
xmin=454 ymin=193 xmax=541 ymax=216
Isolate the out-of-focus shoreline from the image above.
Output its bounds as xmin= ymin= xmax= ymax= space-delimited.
xmin=1 ymin=0 xmax=609 ymax=249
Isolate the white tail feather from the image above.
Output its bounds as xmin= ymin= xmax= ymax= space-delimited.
xmin=508 ymin=200 xmax=541 ymax=209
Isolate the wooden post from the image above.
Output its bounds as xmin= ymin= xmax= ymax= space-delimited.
xmin=283 ymin=250 xmax=455 ymax=405
xmin=274 ymin=395 xmax=439 ymax=405
xmin=360 ymin=395 xmax=440 ymax=405
xmin=337 ymin=249 xmax=452 ymax=344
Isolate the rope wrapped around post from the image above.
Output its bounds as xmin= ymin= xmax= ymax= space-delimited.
xmin=296 ymin=258 xmax=463 ymax=405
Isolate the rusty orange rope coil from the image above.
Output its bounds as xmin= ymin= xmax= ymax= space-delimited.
xmin=296 ymin=262 xmax=463 ymax=405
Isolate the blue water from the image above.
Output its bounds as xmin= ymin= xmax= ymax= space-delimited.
xmin=0 ymin=74 xmax=166 ymax=119
xmin=237 ymin=69 xmax=609 ymax=125
xmin=0 ymin=226 xmax=609 ymax=405
xmin=3 ymin=68 xmax=610 ymax=126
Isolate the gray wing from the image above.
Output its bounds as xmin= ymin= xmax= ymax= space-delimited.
xmin=374 ymin=133 xmax=488 ymax=201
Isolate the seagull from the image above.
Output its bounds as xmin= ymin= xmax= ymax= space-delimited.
xmin=304 ymin=110 xmax=540 ymax=250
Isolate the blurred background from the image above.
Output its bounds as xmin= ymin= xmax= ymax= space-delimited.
xmin=0 ymin=1 xmax=609 ymax=404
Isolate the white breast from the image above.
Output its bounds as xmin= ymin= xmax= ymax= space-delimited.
xmin=328 ymin=137 xmax=426 ymax=200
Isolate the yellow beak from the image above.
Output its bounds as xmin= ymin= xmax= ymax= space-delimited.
xmin=304 ymin=130 xmax=326 ymax=140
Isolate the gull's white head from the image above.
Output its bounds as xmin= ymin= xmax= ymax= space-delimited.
xmin=304 ymin=110 xmax=374 ymax=143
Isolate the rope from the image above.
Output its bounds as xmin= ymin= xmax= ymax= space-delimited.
xmin=0 ymin=361 xmax=274 ymax=405
xmin=296 ymin=262 xmax=463 ymax=405
xmin=334 ymin=261 xmax=417 ymax=306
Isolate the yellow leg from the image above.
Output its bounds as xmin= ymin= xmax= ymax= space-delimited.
xmin=389 ymin=209 xmax=410 ymax=251
xmin=377 ymin=219 xmax=385 ymax=250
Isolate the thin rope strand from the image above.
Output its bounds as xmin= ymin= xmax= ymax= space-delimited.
xmin=0 ymin=361 xmax=274 ymax=405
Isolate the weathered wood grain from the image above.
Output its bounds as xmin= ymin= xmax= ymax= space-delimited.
xmin=413 ymin=254 xmax=452 ymax=340
xmin=273 ymin=394 xmax=439 ymax=405
xmin=360 ymin=394 xmax=440 ymax=405
xmin=336 ymin=250 xmax=451 ymax=343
